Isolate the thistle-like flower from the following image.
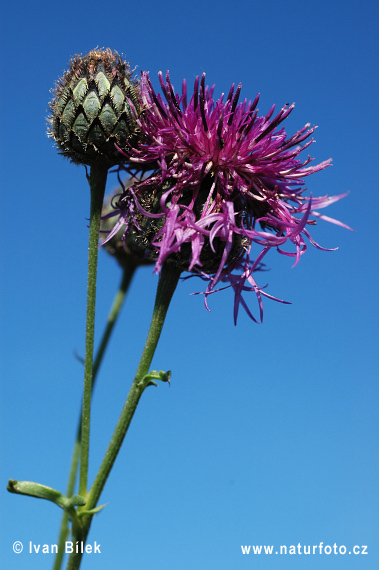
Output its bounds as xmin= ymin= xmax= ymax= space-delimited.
xmin=48 ymin=48 xmax=141 ymax=166
xmin=104 ymin=71 xmax=349 ymax=322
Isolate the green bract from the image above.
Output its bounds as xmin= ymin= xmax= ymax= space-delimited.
xmin=48 ymin=48 xmax=141 ymax=166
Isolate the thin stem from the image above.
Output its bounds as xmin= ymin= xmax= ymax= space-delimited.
xmin=93 ymin=265 xmax=137 ymax=380
xmin=79 ymin=163 xmax=108 ymax=499
xmin=66 ymin=263 xmax=181 ymax=569
xmin=53 ymin=512 xmax=70 ymax=570
xmin=53 ymin=265 xmax=136 ymax=570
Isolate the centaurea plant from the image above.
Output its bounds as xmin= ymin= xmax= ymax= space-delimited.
xmin=105 ymin=70 xmax=350 ymax=323
xmin=7 ymin=48 xmax=350 ymax=570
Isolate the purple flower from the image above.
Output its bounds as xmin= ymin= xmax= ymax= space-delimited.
xmin=103 ymin=71 xmax=350 ymax=323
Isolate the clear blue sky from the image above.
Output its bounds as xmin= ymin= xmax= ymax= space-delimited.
xmin=1 ymin=0 xmax=378 ymax=569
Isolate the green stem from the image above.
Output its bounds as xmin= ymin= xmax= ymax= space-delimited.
xmin=53 ymin=512 xmax=70 ymax=570
xmin=66 ymin=263 xmax=181 ymax=570
xmin=93 ymin=264 xmax=137 ymax=380
xmin=53 ymin=265 xmax=136 ymax=570
xmin=79 ymin=163 xmax=108 ymax=500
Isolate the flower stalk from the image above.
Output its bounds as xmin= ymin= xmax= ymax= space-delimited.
xmin=66 ymin=262 xmax=181 ymax=569
xmin=79 ymin=163 xmax=108 ymax=499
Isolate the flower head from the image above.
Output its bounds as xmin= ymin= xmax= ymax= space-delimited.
xmin=48 ymin=48 xmax=141 ymax=166
xmin=103 ymin=71 xmax=350 ymax=322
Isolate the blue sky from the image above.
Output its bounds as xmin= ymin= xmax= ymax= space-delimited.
xmin=1 ymin=0 xmax=378 ymax=569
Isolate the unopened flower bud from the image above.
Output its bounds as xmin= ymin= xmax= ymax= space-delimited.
xmin=101 ymin=183 xmax=155 ymax=268
xmin=48 ymin=48 xmax=141 ymax=166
